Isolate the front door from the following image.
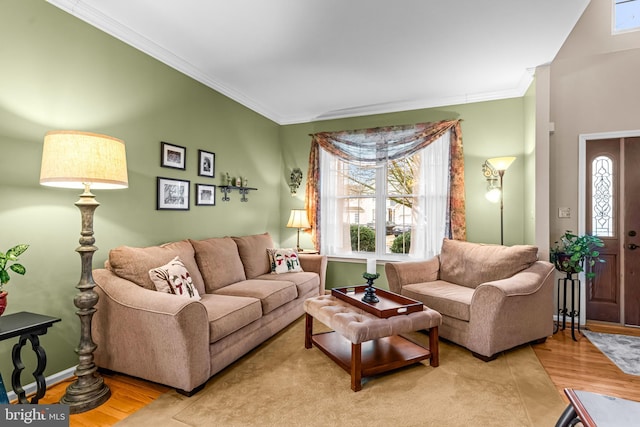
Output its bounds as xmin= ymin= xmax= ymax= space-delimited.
xmin=585 ymin=136 xmax=640 ymax=327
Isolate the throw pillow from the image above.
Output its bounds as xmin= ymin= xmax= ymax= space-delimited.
xmin=149 ymin=256 xmax=201 ymax=300
xmin=267 ymin=248 xmax=304 ymax=274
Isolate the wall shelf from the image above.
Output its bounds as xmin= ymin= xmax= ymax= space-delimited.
xmin=219 ymin=185 xmax=258 ymax=202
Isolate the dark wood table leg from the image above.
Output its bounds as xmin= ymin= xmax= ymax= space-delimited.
xmin=11 ymin=331 xmax=48 ymax=404
xmin=429 ymin=326 xmax=439 ymax=367
xmin=350 ymin=342 xmax=362 ymax=392
xmin=305 ymin=313 xmax=313 ymax=349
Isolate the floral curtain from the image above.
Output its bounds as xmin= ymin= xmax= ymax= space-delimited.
xmin=305 ymin=119 xmax=466 ymax=251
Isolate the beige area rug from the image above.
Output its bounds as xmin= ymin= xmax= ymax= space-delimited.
xmin=116 ymin=317 xmax=565 ymax=427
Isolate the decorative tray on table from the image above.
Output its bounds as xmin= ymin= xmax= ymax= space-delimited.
xmin=331 ymin=285 xmax=423 ymax=318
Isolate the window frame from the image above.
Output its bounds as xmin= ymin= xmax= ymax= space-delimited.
xmin=613 ymin=0 xmax=640 ymax=34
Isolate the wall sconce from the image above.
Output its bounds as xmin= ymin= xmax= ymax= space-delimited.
xmin=289 ymin=168 xmax=303 ymax=196
xmin=482 ymin=161 xmax=501 ymax=203
xmin=483 ymin=156 xmax=516 ymax=245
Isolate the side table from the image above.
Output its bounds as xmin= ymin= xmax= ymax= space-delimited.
xmin=554 ymin=272 xmax=581 ymax=341
xmin=556 ymin=388 xmax=640 ymax=426
xmin=0 ymin=311 xmax=61 ymax=403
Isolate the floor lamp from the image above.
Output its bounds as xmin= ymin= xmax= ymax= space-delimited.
xmin=287 ymin=209 xmax=310 ymax=252
xmin=40 ymin=130 xmax=128 ymax=413
xmin=486 ymin=156 xmax=516 ymax=245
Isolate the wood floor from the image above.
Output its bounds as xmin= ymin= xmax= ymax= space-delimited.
xmin=32 ymin=323 xmax=640 ymax=426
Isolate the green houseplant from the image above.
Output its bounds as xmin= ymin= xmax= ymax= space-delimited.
xmin=0 ymin=243 xmax=29 ymax=290
xmin=0 ymin=243 xmax=29 ymax=316
xmin=550 ymin=231 xmax=604 ymax=279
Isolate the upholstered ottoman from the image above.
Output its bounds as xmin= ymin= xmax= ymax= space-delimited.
xmin=304 ymin=294 xmax=441 ymax=391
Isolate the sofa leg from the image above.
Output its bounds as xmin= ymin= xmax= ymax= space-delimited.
xmin=176 ymin=383 xmax=205 ymax=397
xmin=531 ymin=336 xmax=548 ymax=345
xmin=471 ymin=351 xmax=498 ymax=362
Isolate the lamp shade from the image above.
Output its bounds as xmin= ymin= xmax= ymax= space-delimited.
xmin=40 ymin=130 xmax=128 ymax=189
xmin=287 ymin=209 xmax=310 ymax=229
xmin=487 ymin=156 xmax=516 ymax=172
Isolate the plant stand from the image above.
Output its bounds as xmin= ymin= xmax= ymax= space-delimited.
xmin=554 ymin=271 xmax=581 ymax=341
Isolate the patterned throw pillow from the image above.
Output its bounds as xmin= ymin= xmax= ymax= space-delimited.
xmin=267 ymin=249 xmax=304 ymax=274
xmin=149 ymin=256 xmax=201 ymax=300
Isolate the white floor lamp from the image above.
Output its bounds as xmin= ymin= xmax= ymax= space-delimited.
xmin=40 ymin=130 xmax=128 ymax=413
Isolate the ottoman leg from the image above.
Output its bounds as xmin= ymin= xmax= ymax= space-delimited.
xmin=351 ymin=342 xmax=362 ymax=392
xmin=305 ymin=313 xmax=313 ymax=349
xmin=429 ymin=326 xmax=439 ymax=367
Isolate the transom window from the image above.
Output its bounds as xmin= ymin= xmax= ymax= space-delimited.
xmin=614 ymin=0 xmax=640 ymax=33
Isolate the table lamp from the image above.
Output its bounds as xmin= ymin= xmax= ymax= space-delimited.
xmin=286 ymin=209 xmax=310 ymax=252
xmin=40 ymin=130 xmax=128 ymax=413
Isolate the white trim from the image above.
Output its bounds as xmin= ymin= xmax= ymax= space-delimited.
xmin=6 ymin=367 xmax=76 ymax=403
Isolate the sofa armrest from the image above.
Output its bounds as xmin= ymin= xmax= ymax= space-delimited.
xmin=93 ymin=268 xmax=210 ymax=393
xmin=475 ymin=261 xmax=555 ymax=297
xmin=384 ymin=257 xmax=440 ymax=294
xmin=467 ymin=261 xmax=555 ymax=356
xmin=299 ymin=254 xmax=328 ymax=294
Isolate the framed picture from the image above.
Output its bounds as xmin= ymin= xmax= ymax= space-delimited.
xmin=161 ymin=142 xmax=186 ymax=170
xmin=198 ymin=150 xmax=216 ymax=177
xmin=195 ymin=184 xmax=216 ymax=206
xmin=157 ymin=177 xmax=190 ymax=210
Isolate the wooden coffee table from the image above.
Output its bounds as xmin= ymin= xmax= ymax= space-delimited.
xmin=304 ymin=286 xmax=441 ymax=391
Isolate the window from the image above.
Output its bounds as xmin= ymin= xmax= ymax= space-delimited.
xmin=320 ymin=130 xmax=451 ymax=260
xmin=592 ymin=155 xmax=614 ymax=237
xmin=614 ymin=0 xmax=640 ymax=33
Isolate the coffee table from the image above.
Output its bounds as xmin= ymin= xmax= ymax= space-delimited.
xmin=304 ymin=287 xmax=441 ymax=391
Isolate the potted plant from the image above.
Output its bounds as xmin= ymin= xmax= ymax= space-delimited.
xmin=550 ymin=231 xmax=604 ymax=278
xmin=0 ymin=243 xmax=29 ymax=316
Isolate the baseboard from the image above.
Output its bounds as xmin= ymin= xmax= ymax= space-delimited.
xmin=7 ymin=366 xmax=76 ymax=402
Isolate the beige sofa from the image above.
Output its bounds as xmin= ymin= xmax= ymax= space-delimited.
xmin=385 ymin=239 xmax=554 ymax=361
xmin=92 ymin=232 xmax=327 ymax=395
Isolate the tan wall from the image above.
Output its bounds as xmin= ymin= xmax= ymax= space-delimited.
xmin=549 ymin=0 xmax=640 ymax=243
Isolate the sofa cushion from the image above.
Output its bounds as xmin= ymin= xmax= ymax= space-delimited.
xmin=148 ymin=256 xmax=201 ymax=300
xmin=439 ymin=239 xmax=538 ymax=289
xmin=108 ymin=240 xmax=206 ymax=294
xmin=198 ymin=294 xmax=262 ymax=343
xmin=256 ymin=272 xmax=319 ymax=297
xmin=232 ymin=233 xmax=274 ymax=279
xmin=214 ymin=279 xmax=297 ymax=314
xmin=402 ymin=280 xmax=474 ymax=321
xmin=191 ymin=237 xmax=247 ymax=292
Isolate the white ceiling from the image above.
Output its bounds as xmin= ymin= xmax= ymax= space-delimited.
xmin=47 ymin=0 xmax=590 ymax=125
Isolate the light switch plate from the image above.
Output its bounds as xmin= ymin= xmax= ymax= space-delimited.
xmin=558 ymin=207 xmax=571 ymax=218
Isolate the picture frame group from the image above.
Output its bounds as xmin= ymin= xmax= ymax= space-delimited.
xmin=158 ymin=142 xmax=217 ymax=209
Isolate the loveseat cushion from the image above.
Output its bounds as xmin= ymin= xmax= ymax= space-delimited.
xmin=232 ymin=233 xmax=274 ymax=279
xmin=198 ymin=294 xmax=262 ymax=343
xmin=439 ymin=239 xmax=538 ymax=289
xmin=255 ymin=272 xmax=319 ymax=297
xmin=402 ymin=280 xmax=474 ymax=321
xmin=107 ymin=240 xmax=206 ymax=294
xmin=213 ymin=279 xmax=297 ymax=314
xmin=191 ymin=237 xmax=247 ymax=292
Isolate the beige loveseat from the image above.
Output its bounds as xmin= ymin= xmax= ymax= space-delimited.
xmin=385 ymin=239 xmax=554 ymax=360
xmin=92 ymin=232 xmax=327 ymax=395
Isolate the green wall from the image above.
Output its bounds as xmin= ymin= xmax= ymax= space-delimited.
xmin=0 ymin=0 xmax=535 ymax=392
xmin=280 ymin=98 xmax=531 ymax=289
xmin=0 ymin=1 xmax=281 ymax=389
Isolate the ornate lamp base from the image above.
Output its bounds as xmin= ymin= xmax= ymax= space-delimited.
xmin=361 ymin=272 xmax=380 ymax=303
xmin=60 ymin=187 xmax=111 ymax=413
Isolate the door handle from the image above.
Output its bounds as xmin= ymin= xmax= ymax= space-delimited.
xmin=629 ymin=243 xmax=639 ymax=250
